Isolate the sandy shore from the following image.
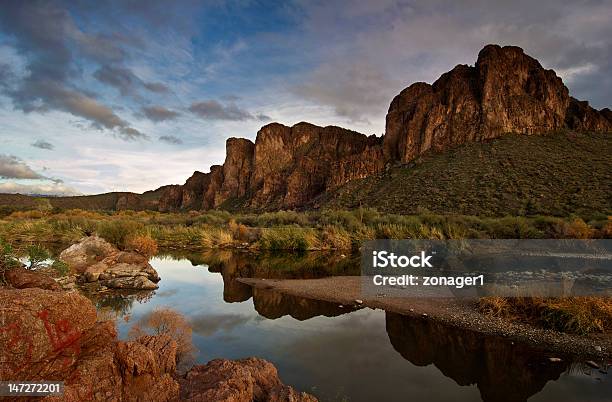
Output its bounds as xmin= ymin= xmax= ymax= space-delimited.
xmin=238 ymin=276 xmax=612 ymax=360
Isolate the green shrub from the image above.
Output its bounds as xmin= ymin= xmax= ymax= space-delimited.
xmin=201 ymin=227 xmax=233 ymax=248
xmin=97 ymin=220 xmax=143 ymax=249
xmin=26 ymin=244 xmax=50 ymax=270
xmin=52 ymin=260 xmax=70 ymax=276
xmin=257 ymin=226 xmax=320 ymax=251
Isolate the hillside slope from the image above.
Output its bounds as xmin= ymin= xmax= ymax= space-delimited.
xmin=319 ymin=131 xmax=612 ymax=218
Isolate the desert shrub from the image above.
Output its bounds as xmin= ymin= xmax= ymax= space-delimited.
xmin=9 ymin=210 xmax=45 ymax=219
xmin=25 ymin=244 xmax=50 ymax=270
xmin=320 ymin=210 xmax=362 ymax=231
xmin=127 ymin=234 xmax=158 ymax=257
xmin=228 ymin=219 xmax=250 ymax=241
xmin=601 ymin=217 xmax=612 ymax=238
xmin=555 ymin=218 xmax=593 ymax=239
xmin=97 ymin=220 xmax=143 ymax=250
xmin=201 ymin=227 xmax=233 ymax=248
xmin=52 ymin=260 xmax=70 ymax=276
xmin=321 ymin=225 xmax=352 ymax=250
xmin=257 ymin=226 xmax=320 ymax=251
xmin=129 ymin=307 xmax=196 ymax=371
xmin=479 ymin=296 xmax=612 ymax=335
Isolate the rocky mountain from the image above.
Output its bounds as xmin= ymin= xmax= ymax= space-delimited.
xmin=1 ymin=44 xmax=610 ymax=213
xmin=158 ymin=122 xmax=383 ymax=211
xmin=154 ymin=44 xmax=610 ymax=212
xmin=383 ymin=44 xmax=611 ymax=163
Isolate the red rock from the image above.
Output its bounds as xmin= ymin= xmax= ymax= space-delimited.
xmin=148 ymin=45 xmax=612 ymax=211
xmin=0 ymin=288 xmax=179 ymax=401
xmin=4 ymin=267 xmax=61 ymax=291
xmin=179 ymin=357 xmax=317 ymax=402
xmin=383 ymin=44 xmax=611 ymax=163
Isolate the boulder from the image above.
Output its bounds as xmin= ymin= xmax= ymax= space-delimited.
xmin=0 ymin=288 xmax=180 ymax=402
xmin=4 ymin=267 xmax=62 ymax=291
xmin=179 ymin=357 xmax=317 ymax=402
xmin=59 ymin=236 xmax=160 ymax=290
xmin=59 ymin=235 xmax=116 ymax=273
xmin=1 ymin=287 xmax=316 ymax=402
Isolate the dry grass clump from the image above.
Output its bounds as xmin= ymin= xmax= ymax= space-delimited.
xmin=129 ymin=307 xmax=196 ymax=370
xmin=201 ymin=227 xmax=233 ymax=248
xmin=127 ymin=234 xmax=158 ymax=257
xmin=321 ymin=225 xmax=352 ymax=250
xmin=479 ymin=296 xmax=612 ymax=335
xmin=257 ymin=226 xmax=320 ymax=251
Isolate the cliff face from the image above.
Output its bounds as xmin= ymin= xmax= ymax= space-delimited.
xmin=159 ymin=122 xmax=384 ymax=211
xmin=151 ymin=44 xmax=611 ymax=211
xmin=249 ymin=122 xmax=383 ymax=208
xmin=383 ymin=44 xmax=611 ymax=163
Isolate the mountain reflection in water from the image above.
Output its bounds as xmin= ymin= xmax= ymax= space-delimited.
xmin=85 ymin=250 xmax=610 ymax=402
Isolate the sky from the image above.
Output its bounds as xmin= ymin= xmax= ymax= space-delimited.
xmin=0 ymin=0 xmax=610 ymax=195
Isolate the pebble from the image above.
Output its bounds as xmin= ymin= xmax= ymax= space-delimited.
xmin=548 ymin=357 xmax=562 ymax=363
xmin=594 ymin=346 xmax=602 ymax=352
xmin=354 ymin=299 xmax=363 ymax=305
xmin=422 ymin=313 xmax=428 ymax=318
xmin=409 ymin=308 xmax=414 ymax=313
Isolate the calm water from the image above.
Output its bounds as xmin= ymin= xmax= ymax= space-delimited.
xmin=87 ymin=251 xmax=611 ymax=402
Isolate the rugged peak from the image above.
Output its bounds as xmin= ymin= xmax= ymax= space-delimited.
xmin=158 ymin=44 xmax=610 ymax=212
xmin=384 ymin=44 xmax=609 ymax=163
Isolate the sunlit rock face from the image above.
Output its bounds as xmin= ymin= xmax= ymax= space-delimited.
xmin=383 ymin=44 xmax=611 ymax=163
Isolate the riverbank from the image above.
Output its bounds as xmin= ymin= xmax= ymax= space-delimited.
xmin=238 ymin=276 xmax=612 ymax=361
xmin=1 ymin=209 xmax=610 ymax=253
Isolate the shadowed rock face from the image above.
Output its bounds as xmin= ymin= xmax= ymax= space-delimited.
xmin=385 ymin=312 xmax=568 ymax=402
xmin=383 ymin=44 xmax=611 ymax=163
xmin=153 ymin=44 xmax=610 ymax=211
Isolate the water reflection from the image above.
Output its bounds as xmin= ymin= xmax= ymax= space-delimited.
xmin=83 ymin=249 xmax=610 ymax=402
xmin=159 ymin=249 xmax=360 ymax=303
xmin=386 ymin=312 xmax=570 ymax=402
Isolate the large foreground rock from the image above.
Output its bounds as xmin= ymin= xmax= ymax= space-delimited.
xmin=1 ymin=283 xmax=318 ymax=402
xmin=4 ymin=267 xmax=62 ymax=291
xmin=0 ymin=288 xmax=179 ymax=401
xmin=179 ymin=357 xmax=317 ymax=402
xmin=59 ymin=236 xmax=160 ymax=290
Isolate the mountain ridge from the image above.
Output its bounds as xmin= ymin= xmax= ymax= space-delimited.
xmin=1 ymin=44 xmax=610 ymax=214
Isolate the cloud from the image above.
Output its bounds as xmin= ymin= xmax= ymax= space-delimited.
xmin=141 ymin=106 xmax=180 ymax=122
xmin=190 ymin=313 xmax=251 ymax=336
xmin=0 ymin=154 xmax=45 ymax=179
xmin=293 ymin=61 xmax=401 ymax=124
xmin=159 ymin=135 xmax=183 ymax=144
xmin=31 ymin=140 xmax=54 ymax=150
xmin=188 ymin=100 xmax=268 ymax=121
xmin=0 ymin=1 xmax=146 ymax=141
xmin=143 ymin=82 xmax=169 ymax=93
xmin=0 ymin=181 xmax=80 ymax=196
xmin=287 ymin=0 xmax=612 ymax=127
xmin=94 ymin=65 xmax=169 ymax=96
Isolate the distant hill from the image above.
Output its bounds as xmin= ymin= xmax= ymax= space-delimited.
xmin=319 ymin=131 xmax=612 ymax=218
xmin=0 ymin=189 xmax=166 ymax=215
